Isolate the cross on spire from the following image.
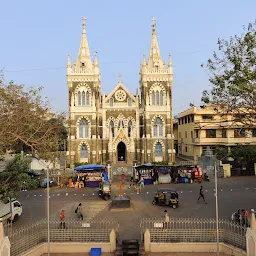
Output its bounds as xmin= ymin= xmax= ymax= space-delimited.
xmin=118 ymin=73 xmax=122 ymax=82
xmin=151 ymin=17 xmax=156 ymax=29
xmin=82 ymin=17 xmax=87 ymax=28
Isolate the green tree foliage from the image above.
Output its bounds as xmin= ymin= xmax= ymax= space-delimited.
xmin=215 ymin=146 xmax=229 ymax=160
xmin=0 ymin=155 xmax=39 ymax=200
xmin=231 ymin=145 xmax=256 ymax=163
xmin=201 ymin=21 xmax=256 ymax=126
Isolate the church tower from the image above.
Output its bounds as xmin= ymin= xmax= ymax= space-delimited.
xmin=139 ymin=17 xmax=175 ymax=164
xmin=67 ymin=17 xmax=101 ymax=166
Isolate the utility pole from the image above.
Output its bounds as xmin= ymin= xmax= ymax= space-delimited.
xmin=215 ymin=161 xmax=219 ymax=256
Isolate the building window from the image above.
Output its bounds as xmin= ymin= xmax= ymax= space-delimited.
xmin=118 ymin=120 xmax=124 ymax=129
xmin=179 ymin=132 xmax=181 ymax=138
xmin=110 ymin=98 xmax=114 ymax=107
xmin=185 ymin=146 xmax=188 ymax=153
xmin=195 ymin=130 xmax=199 ymax=138
xmin=222 ymin=128 xmax=227 ymax=138
xmin=153 ymin=117 xmax=163 ymax=137
xmin=80 ymin=143 xmax=88 ymax=158
xmin=191 ymin=115 xmax=194 ymax=122
xmin=82 ymin=91 xmax=85 ymax=105
xmin=78 ymin=91 xmax=81 ymax=106
xmin=178 ymin=119 xmax=181 ymax=125
xmin=191 ymin=131 xmax=193 ymax=138
xmin=182 ymin=118 xmax=184 ymax=124
xmin=156 ymin=91 xmax=159 ymax=105
xmin=160 ymin=91 xmax=163 ymax=105
xmin=110 ymin=120 xmax=114 ymax=137
xmin=185 ymin=131 xmax=187 ymax=138
xmin=155 ymin=142 xmax=163 ymax=157
xmin=202 ymin=115 xmax=213 ymax=120
xmin=79 ymin=118 xmax=89 ymax=138
xmin=152 ymin=91 xmax=155 ymax=105
xmin=252 ymin=129 xmax=256 ymax=137
xmin=128 ymin=120 xmax=132 ymax=137
xmin=86 ymin=91 xmax=90 ymax=105
xmin=234 ymin=128 xmax=246 ymax=138
xmin=206 ymin=129 xmax=216 ymax=138
xmin=128 ymin=98 xmax=132 ymax=106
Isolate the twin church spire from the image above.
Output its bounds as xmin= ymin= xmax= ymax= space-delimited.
xmin=67 ymin=17 xmax=172 ymax=74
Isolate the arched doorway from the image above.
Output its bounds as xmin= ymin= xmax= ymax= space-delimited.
xmin=117 ymin=142 xmax=126 ymax=162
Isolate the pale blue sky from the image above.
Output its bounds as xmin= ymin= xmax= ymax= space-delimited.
xmin=1 ymin=1 xmax=255 ymax=115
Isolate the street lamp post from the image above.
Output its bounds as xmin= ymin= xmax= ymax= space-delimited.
xmin=214 ymin=161 xmax=219 ymax=256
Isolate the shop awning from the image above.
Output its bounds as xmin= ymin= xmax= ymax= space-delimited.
xmin=74 ymin=164 xmax=105 ymax=172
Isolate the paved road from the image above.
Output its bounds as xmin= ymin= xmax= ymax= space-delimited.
xmin=13 ymin=176 xmax=256 ymax=239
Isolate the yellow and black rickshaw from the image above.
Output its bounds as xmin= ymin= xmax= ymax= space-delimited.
xmin=152 ymin=188 xmax=179 ymax=208
xmin=98 ymin=182 xmax=111 ymax=200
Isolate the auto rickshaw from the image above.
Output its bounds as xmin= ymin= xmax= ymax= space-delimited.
xmin=152 ymin=188 xmax=179 ymax=208
xmin=98 ymin=182 xmax=111 ymax=200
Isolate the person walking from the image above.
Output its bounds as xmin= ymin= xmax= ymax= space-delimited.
xmin=60 ymin=209 xmax=65 ymax=229
xmin=163 ymin=210 xmax=170 ymax=229
xmin=197 ymin=186 xmax=207 ymax=204
xmin=75 ymin=203 xmax=84 ymax=220
xmin=139 ymin=177 xmax=145 ymax=192
xmin=121 ymin=172 xmax=125 ymax=184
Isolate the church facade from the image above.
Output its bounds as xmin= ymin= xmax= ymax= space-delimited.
xmin=67 ymin=18 xmax=175 ymax=166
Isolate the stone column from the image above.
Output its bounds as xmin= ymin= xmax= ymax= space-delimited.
xmin=144 ymin=229 xmax=151 ymax=253
xmin=246 ymin=209 xmax=256 ymax=256
xmin=0 ymin=221 xmax=11 ymax=256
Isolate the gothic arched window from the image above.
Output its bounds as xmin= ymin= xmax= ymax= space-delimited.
xmin=156 ymin=91 xmax=160 ymax=105
xmin=155 ymin=142 xmax=163 ymax=157
xmin=160 ymin=91 xmax=163 ymax=105
xmin=110 ymin=98 xmax=114 ymax=107
xmin=128 ymin=98 xmax=132 ymax=106
xmin=78 ymin=91 xmax=81 ymax=106
xmin=86 ymin=91 xmax=90 ymax=106
xmin=152 ymin=91 xmax=155 ymax=105
xmin=79 ymin=118 xmax=89 ymax=138
xmin=110 ymin=120 xmax=114 ymax=137
xmin=153 ymin=117 xmax=163 ymax=137
xmin=128 ymin=120 xmax=132 ymax=137
xmin=80 ymin=143 xmax=88 ymax=158
xmin=118 ymin=120 xmax=124 ymax=129
xmin=82 ymin=91 xmax=85 ymax=105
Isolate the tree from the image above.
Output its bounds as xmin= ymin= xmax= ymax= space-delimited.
xmin=0 ymin=76 xmax=65 ymax=158
xmin=0 ymin=155 xmax=39 ymax=200
xmin=0 ymin=75 xmax=65 ymax=199
xmin=201 ymin=21 xmax=256 ymax=126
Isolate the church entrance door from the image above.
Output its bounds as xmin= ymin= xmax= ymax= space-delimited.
xmin=117 ymin=142 xmax=126 ymax=162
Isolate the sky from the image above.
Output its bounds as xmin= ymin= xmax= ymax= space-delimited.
xmin=1 ymin=0 xmax=256 ymax=115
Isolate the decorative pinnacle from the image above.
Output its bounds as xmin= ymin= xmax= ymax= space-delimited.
xmin=151 ymin=17 xmax=156 ymax=30
xmin=82 ymin=17 xmax=87 ymax=29
xmin=94 ymin=51 xmax=98 ymax=59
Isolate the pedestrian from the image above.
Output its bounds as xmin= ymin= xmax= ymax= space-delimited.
xmin=197 ymin=186 xmax=207 ymax=204
xmin=121 ymin=172 xmax=125 ymax=184
xmin=75 ymin=203 xmax=84 ymax=220
xmin=129 ymin=176 xmax=134 ymax=189
xmin=139 ymin=177 xmax=145 ymax=192
xmin=163 ymin=210 xmax=170 ymax=229
xmin=60 ymin=209 xmax=65 ymax=229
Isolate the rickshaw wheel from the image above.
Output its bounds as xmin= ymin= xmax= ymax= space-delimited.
xmin=152 ymin=200 xmax=156 ymax=205
xmin=172 ymin=204 xmax=177 ymax=209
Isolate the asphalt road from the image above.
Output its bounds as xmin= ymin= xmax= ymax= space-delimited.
xmin=13 ymin=176 xmax=256 ymax=239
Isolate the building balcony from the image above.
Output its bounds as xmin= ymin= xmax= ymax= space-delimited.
xmin=192 ymin=136 xmax=256 ymax=145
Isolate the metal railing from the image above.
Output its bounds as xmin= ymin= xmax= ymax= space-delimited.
xmin=4 ymin=218 xmax=119 ymax=256
xmin=140 ymin=218 xmax=247 ymax=251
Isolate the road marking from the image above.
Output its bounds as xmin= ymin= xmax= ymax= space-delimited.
xmin=57 ymin=194 xmax=60 ymax=196
xmin=66 ymin=193 xmax=68 ymax=196
xmin=52 ymin=194 xmax=55 ymax=196
xmin=83 ymin=194 xmax=85 ymax=196
xmin=146 ymin=192 xmax=149 ymax=194
xmin=213 ymin=189 xmax=215 ymax=192
xmin=39 ymin=195 xmax=42 ymax=197
xmin=27 ymin=195 xmax=29 ymax=197
xmin=231 ymin=189 xmax=233 ymax=191
xmin=180 ymin=191 xmax=183 ymax=194
xmin=92 ymin=193 xmax=95 ymax=196
xmin=205 ymin=190 xmax=208 ymax=192
xmin=74 ymin=194 xmax=76 ymax=196
xmin=124 ymin=192 xmax=126 ymax=195
xmin=34 ymin=195 xmax=36 ymax=196
xmin=246 ymin=188 xmax=249 ymax=191
xmin=189 ymin=191 xmax=192 ymax=193
xmin=220 ymin=189 xmax=223 ymax=192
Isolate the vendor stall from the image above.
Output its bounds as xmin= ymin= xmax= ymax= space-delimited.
xmin=177 ymin=165 xmax=203 ymax=183
xmin=135 ymin=164 xmax=153 ymax=185
xmin=74 ymin=164 xmax=108 ymax=187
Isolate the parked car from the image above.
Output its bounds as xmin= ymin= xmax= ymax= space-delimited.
xmin=27 ymin=170 xmax=42 ymax=179
xmin=40 ymin=178 xmax=57 ymax=188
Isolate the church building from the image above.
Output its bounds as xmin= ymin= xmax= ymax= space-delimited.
xmin=67 ymin=17 xmax=175 ymax=166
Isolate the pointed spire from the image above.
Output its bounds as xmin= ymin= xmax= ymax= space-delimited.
xmin=147 ymin=17 xmax=164 ymax=69
xmin=94 ymin=51 xmax=99 ymax=66
xmin=142 ymin=53 xmax=147 ymax=66
xmin=77 ymin=17 xmax=92 ymax=69
xmin=67 ymin=53 xmax=72 ymax=73
xmin=168 ymin=53 xmax=173 ymax=73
